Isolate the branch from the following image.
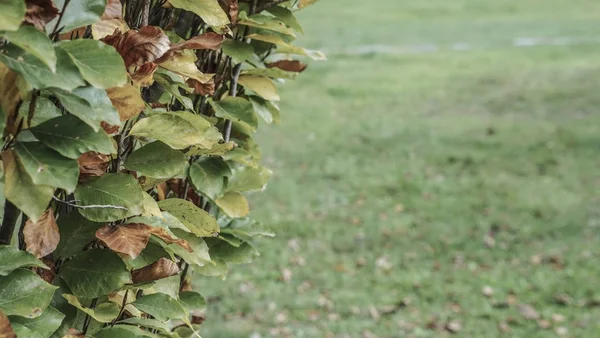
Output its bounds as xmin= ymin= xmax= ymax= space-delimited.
xmin=0 ymin=201 xmax=20 ymax=245
xmin=51 ymin=196 xmax=128 ymax=210
xmin=141 ymin=0 xmax=150 ymax=27
xmin=256 ymin=0 xmax=289 ymax=13
xmin=51 ymin=0 xmax=71 ymax=39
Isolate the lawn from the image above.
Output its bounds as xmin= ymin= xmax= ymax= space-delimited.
xmin=198 ymin=1 xmax=600 ymax=337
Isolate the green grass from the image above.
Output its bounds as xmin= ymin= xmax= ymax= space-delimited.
xmin=198 ymin=1 xmax=600 ymax=337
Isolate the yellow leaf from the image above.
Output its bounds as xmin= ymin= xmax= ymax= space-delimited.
xmin=238 ymin=75 xmax=279 ymax=101
xmin=215 ymin=192 xmax=250 ymax=218
xmin=158 ymin=50 xmax=214 ymax=83
xmin=106 ymin=84 xmax=145 ymax=121
xmin=92 ymin=18 xmax=129 ymax=40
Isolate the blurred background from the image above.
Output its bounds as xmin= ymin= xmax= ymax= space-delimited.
xmin=200 ymin=0 xmax=600 ymax=336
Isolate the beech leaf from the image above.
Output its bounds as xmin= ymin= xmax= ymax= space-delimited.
xmin=23 ymin=209 xmax=60 ymax=258
xmin=103 ymin=26 xmax=170 ymax=67
xmin=96 ymin=224 xmax=152 ymax=259
xmin=131 ymin=258 xmax=180 ymax=283
xmin=215 ymin=192 xmax=250 ymax=218
xmin=106 ymin=84 xmax=145 ymax=121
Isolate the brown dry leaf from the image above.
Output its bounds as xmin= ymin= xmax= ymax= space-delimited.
xmin=23 ymin=209 xmax=60 ymax=258
xmin=106 ymin=84 xmax=145 ymax=121
xmin=103 ymin=26 xmax=170 ymax=67
xmin=135 ymin=223 xmax=192 ymax=252
xmin=219 ymin=0 xmax=239 ymax=23
xmin=498 ymin=321 xmax=511 ymax=333
xmin=170 ymin=32 xmax=224 ymax=51
xmin=0 ymin=64 xmax=23 ymax=134
xmin=0 ymin=310 xmax=16 ymax=338
xmin=187 ymin=78 xmax=215 ymax=96
xmin=517 ymin=304 xmax=540 ymax=320
xmin=267 ymin=60 xmax=308 ymax=73
xmin=101 ymin=122 xmax=120 ymax=135
xmin=552 ymin=313 xmax=566 ymax=323
xmin=24 ymin=0 xmax=59 ymax=31
xmin=537 ymin=319 xmax=551 ymax=329
xmin=96 ymin=224 xmax=152 ymax=259
xmin=34 ymin=257 xmax=56 ymax=283
xmin=131 ymin=63 xmax=158 ymax=87
xmin=131 ymin=257 xmax=180 ymax=283
xmin=78 ymin=152 xmax=110 ymax=178
xmin=102 ymin=0 xmax=122 ymax=20
xmin=63 ymin=328 xmax=85 ymax=338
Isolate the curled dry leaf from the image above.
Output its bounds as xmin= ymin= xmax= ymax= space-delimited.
xmin=23 ymin=209 xmax=60 ymax=258
xmin=0 ymin=310 xmax=16 ymax=338
xmin=0 ymin=65 xmax=22 ymax=135
xmin=127 ymin=223 xmax=193 ymax=252
xmin=92 ymin=0 xmax=127 ymax=40
xmin=219 ymin=0 xmax=239 ymax=23
xmin=102 ymin=0 xmax=123 ymax=20
xmin=96 ymin=224 xmax=152 ymax=259
xmin=103 ymin=26 xmax=170 ymax=67
xmin=78 ymin=152 xmax=110 ymax=178
xmin=24 ymin=0 xmax=59 ymax=31
xmin=106 ymin=84 xmax=146 ymax=121
xmin=169 ymin=33 xmax=225 ymax=51
xmin=101 ymin=121 xmax=120 ymax=135
xmin=187 ymin=78 xmax=215 ymax=96
xmin=131 ymin=63 xmax=158 ymax=87
xmin=131 ymin=257 xmax=180 ymax=283
xmin=267 ymin=60 xmax=308 ymax=73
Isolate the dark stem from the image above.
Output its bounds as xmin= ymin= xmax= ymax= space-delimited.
xmin=27 ymin=91 xmax=39 ymax=128
xmin=0 ymin=201 xmax=19 ymax=245
xmin=18 ymin=214 xmax=27 ymax=250
xmin=82 ymin=298 xmax=98 ymax=334
xmin=51 ymin=0 xmax=71 ymax=39
xmin=179 ymin=262 xmax=189 ymax=291
xmin=111 ymin=290 xmax=129 ymax=326
xmin=255 ymin=0 xmax=289 ymax=13
xmin=141 ymin=0 xmax=150 ymax=27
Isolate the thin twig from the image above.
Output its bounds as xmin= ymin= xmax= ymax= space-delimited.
xmin=51 ymin=196 xmax=128 ymax=210
xmin=82 ymin=298 xmax=98 ymax=334
xmin=111 ymin=290 xmax=129 ymax=326
xmin=51 ymin=0 xmax=71 ymax=39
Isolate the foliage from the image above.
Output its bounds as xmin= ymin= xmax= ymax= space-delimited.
xmin=0 ymin=0 xmax=322 ymax=336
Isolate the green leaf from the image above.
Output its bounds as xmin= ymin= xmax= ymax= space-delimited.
xmin=9 ymin=306 xmax=65 ymax=338
xmin=14 ymin=142 xmax=79 ymax=193
xmin=238 ymin=75 xmax=280 ymax=101
xmin=49 ymin=87 xmax=121 ymax=131
xmin=0 ymin=0 xmax=26 ymax=31
xmin=209 ymin=97 xmax=258 ymax=132
xmin=242 ymin=67 xmax=297 ymax=79
xmin=3 ymin=150 xmax=53 ymax=222
xmin=266 ymin=6 xmax=304 ymax=34
xmin=94 ymin=326 xmax=138 ymax=338
xmin=168 ymin=0 xmax=229 ymax=26
xmin=129 ymin=111 xmax=222 ymax=150
xmin=0 ymin=269 xmax=58 ymax=318
xmin=189 ymin=157 xmax=231 ymax=201
xmin=165 ymin=229 xmax=211 ymax=267
xmin=227 ymin=164 xmax=272 ymax=192
xmin=118 ymin=317 xmax=171 ymax=333
xmin=158 ymin=199 xmax=220 ymax=237
xmin=185 ymin=141 xmax=235 ymax=157
xmin=1 ymin=25 xmax=57 ymax=72
xmin=194 ymin=258 xmax=227 ymax=279
xmin=207 ymin=239 xmax=258 ymax=265
xmin=179 ymin=291 xmax=206 ymax=312
xmin=124 ymin=142 xmax=187 ymax=179
xmin=59 ymin=249 xmax=131 ymax=298
xmin=221 ymin=39 xmax=254 ymax=64
xmin=0 ymin=246 xmax=48 ymax=276
xmin=74 ymin=173 xmax=144 ymax=222
xmin=221 ymin=218 xmax=275 ymax=242
xmin=48 ymin=0 xmax=105 ymax=32
xmin=58 ymin=40 xmax=127 ymax=89
xmin=247 ymin=33 xmax=326 ymax=60
xmin=11 ymin=323 xmax=44 ymax=338
xmin=30 ymin=115 xmax=116 ymax=159
xmin=18 ymin=97 xmax=62 ymax=128
xmin=144 ymin=275 xmax=180 ymax=300
xmin=249 ymin=96 xmax=275 ymax=124
xmin=132 ymin=293 xmax=187 ymax=322
xmin=0 ymin=44 xmax=85 ymax=91
xmin=215 ymin=192 xmax=249 ymax=218
xmin=238 ymin=13 xmax=296 ymax=37
xmin=55 ymin=211 xmax=103 ymax=259
xmin=123 ymin=242 xmax=171 ymax=270
xmin=62 ymin=294 xmax=119 ymax=323
xmin=140 ymin=191 xmax=162 ymax=217
xmin=128 ymin=212 xmax=189 ymax=233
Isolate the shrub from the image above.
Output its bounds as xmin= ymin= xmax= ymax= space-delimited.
xmin=0 ymin=0 xmax=323 ymax=336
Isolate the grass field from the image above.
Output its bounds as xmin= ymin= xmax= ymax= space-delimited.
xmin=198 ymin=1 xmax=600 ymax=337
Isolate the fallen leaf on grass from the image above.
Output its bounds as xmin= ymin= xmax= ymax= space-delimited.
xmin=551 ymin=313 xmax=566 ymax=323
xmin=517 ymin=304 xmax=539 ymax=320
xmin=482 ymin=286 xmax=494 ymax=297
xmin=555 ymin=327 xmax=568 ymax=336
xmin=445 ymin=320 xmax=462 ymax=333
xmin=537 ymin=319 xmax=551 ymax=329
